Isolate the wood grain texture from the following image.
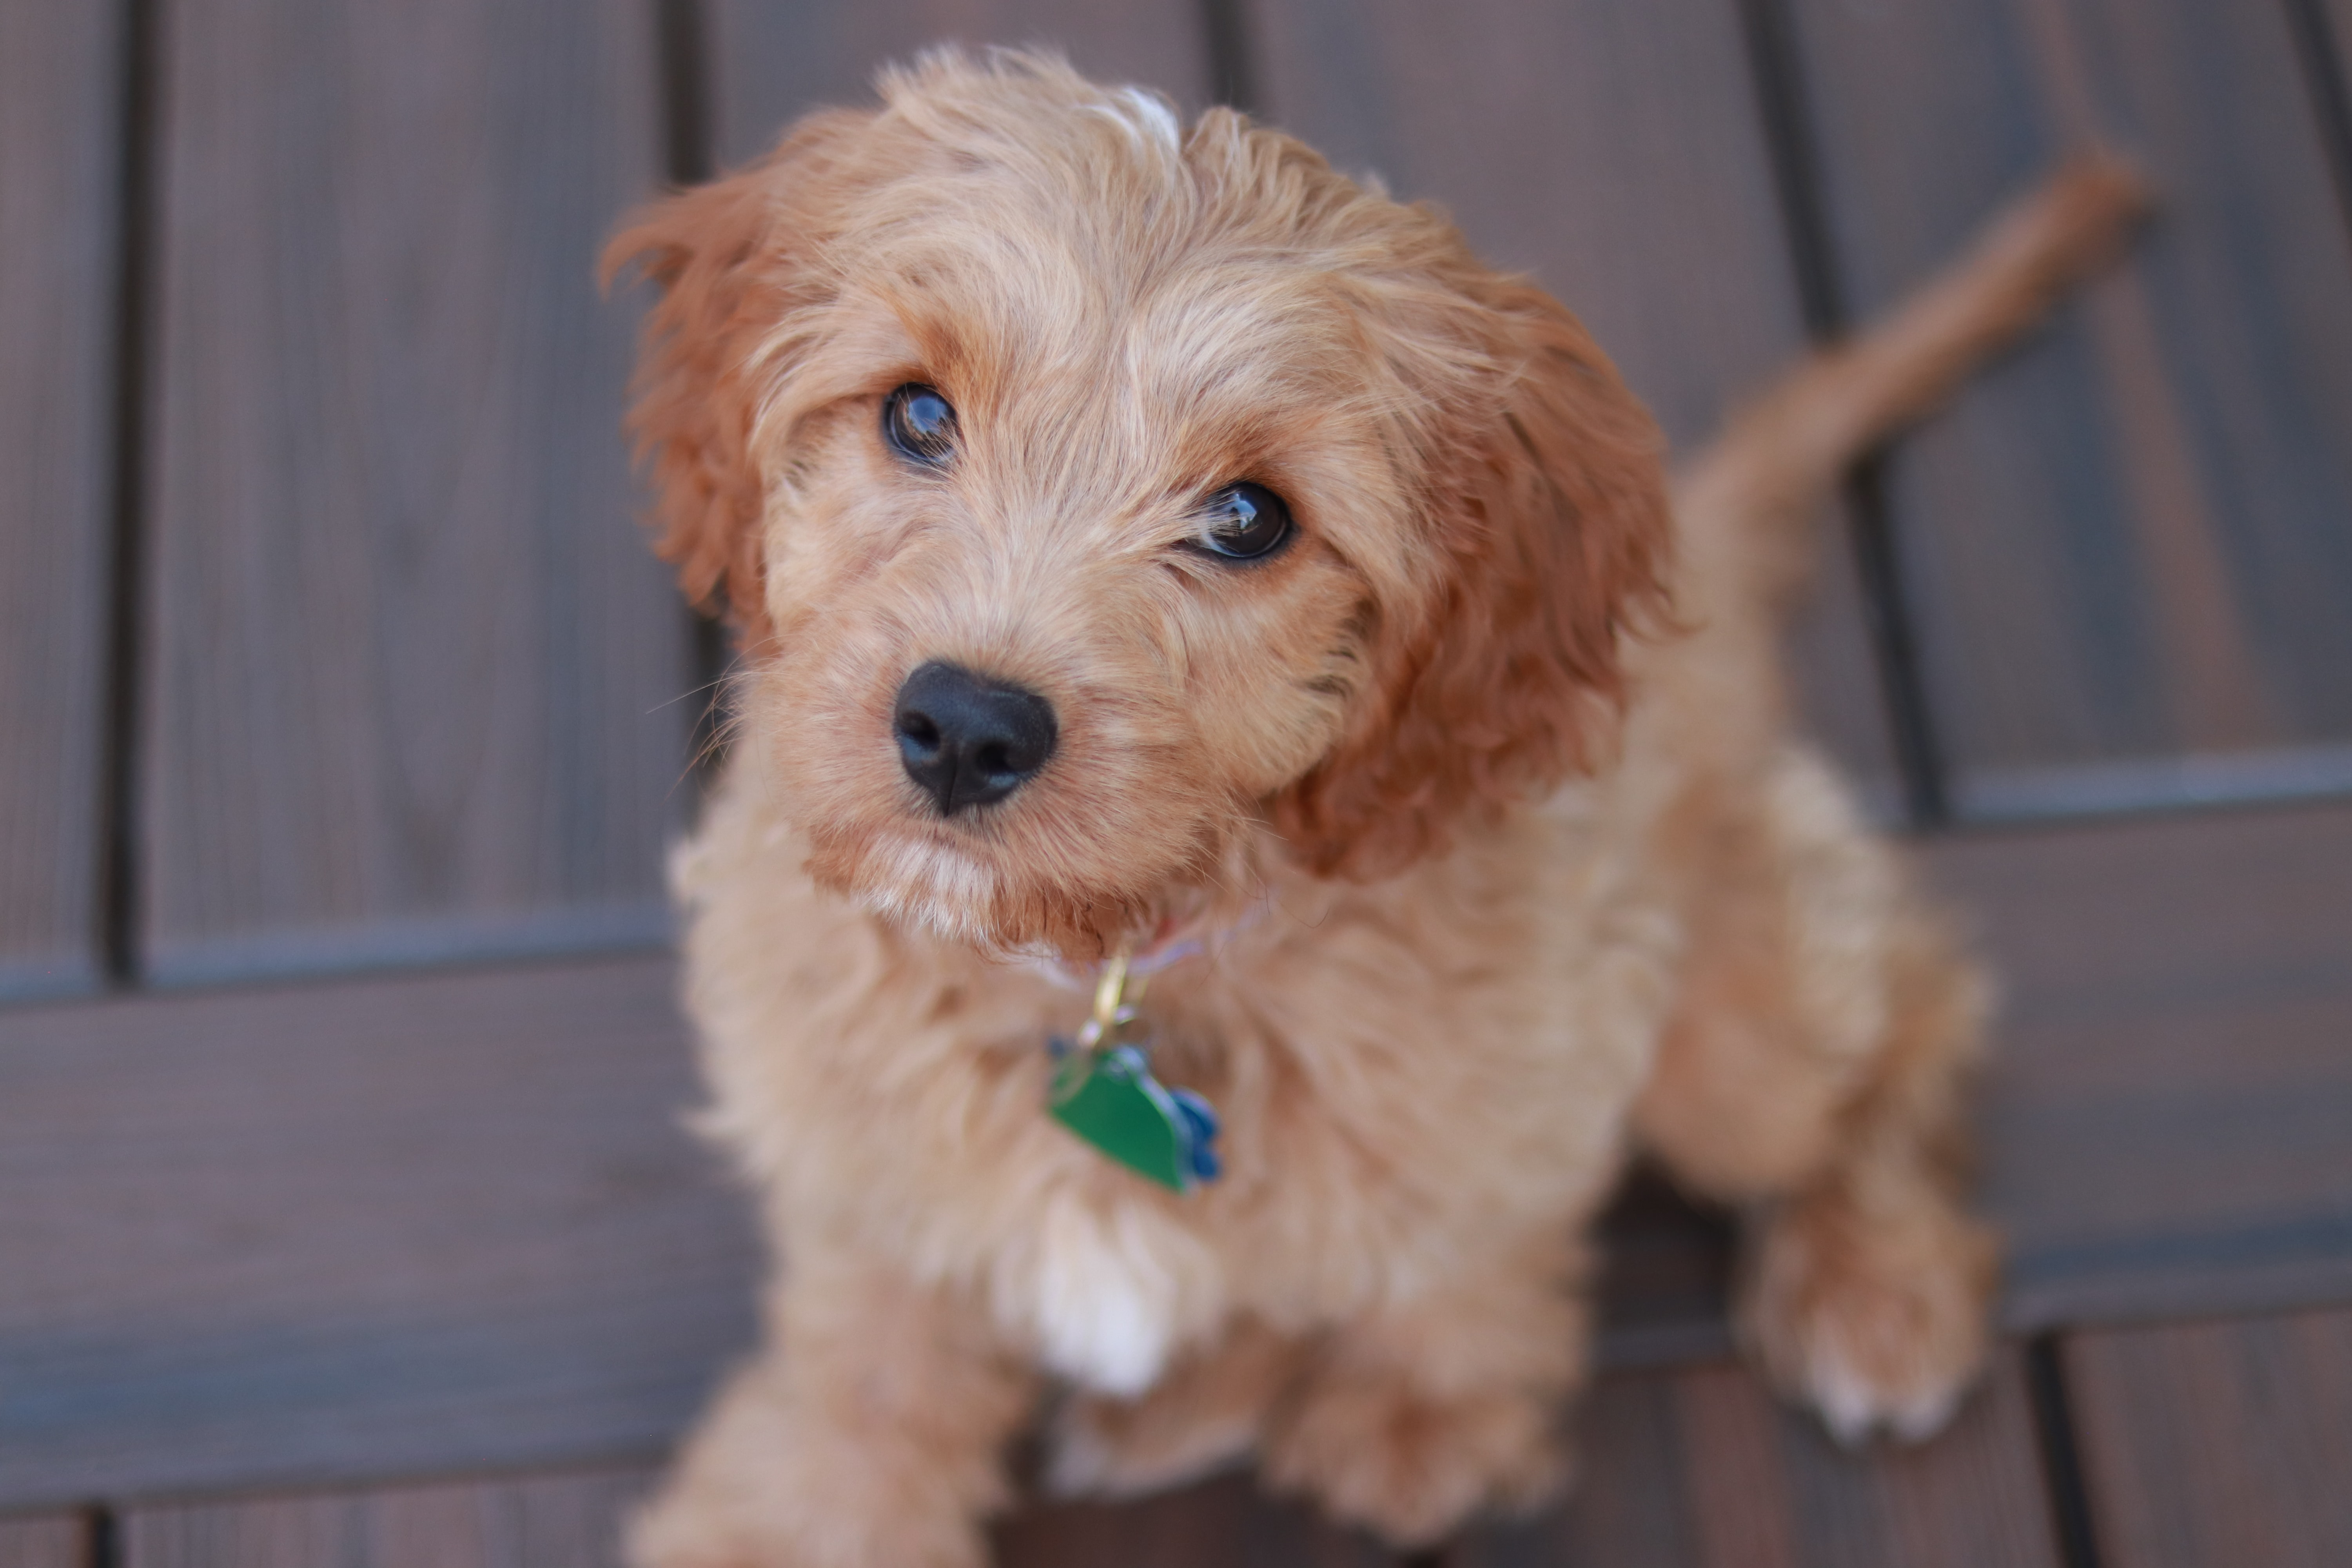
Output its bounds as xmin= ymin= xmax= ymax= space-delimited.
xmin=1466 ymin=1351 xmax=2059 ymax=1568
xmin=0 ymin=955 xmax=755 ymax=1508
xmin=1922 ymin=800 xmax=2352 ymax=1327
xmin=138 ymin=0 xmax=690 ymax=986
xmin=1250 ymin=0 xmax=1898 ymax=806
xmin=2062 ymin=1307 xmax=2352 ymax=1568
xmin=707 ymin=0 xmax=1213 ymax=169
xmin=1784 ymin=0 xmax=2352 ymax=809
xmin=0 ymin=1515 xmax=87 ymax=1568
xmin=123 ymin=1464 xmax=650 ymax=1568
xmin=996 ymin=1470 xmax=1386 ymax=1568
xmin=0 ymin=1 xmax=120 ymax=1002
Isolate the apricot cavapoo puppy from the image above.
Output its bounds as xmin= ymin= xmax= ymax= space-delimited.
xmin=604 ymin=48 xmax=2142 ymax=1566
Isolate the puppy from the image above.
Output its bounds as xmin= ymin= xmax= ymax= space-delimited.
xmin=604 ymin=48 xmax=2143 ymax=1566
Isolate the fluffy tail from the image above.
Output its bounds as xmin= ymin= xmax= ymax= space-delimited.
xmin=1673 ymin=156 xmax=2151 ymax=621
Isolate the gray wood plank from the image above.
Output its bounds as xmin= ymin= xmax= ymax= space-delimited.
xmin=0 ymin=1515 xmax=87 ymax=1568
xmin=2062 ymin=1308 xmax=2352 ymax=1568
xmin=1250 ymin=0 xmax=1898 ymax=810
xmin=0 ymin=955 xmax=755 ymax=1508
xmin=5 ymin=803 xmax=2346 ymax=1509
xmin=124 ymin=1464 xmax=650 ymax=1568
xmin=1466 ymin=1350 xmax=2059 ymax=1568
xmin=1784 ymin=0 xmax=2352 ymax=813
xmin=139 ymin=0 xmax=690 ymax=986
xmin=118 ymin=1462 xmax=1379 ymax=1568
xmin=0 ymin=1 xmax=120 ymax=1002
xmin=707 ymin=0 xmax=1213 ymax=171
xmin=1922 ymin=801 xmax=2352 ymax=1327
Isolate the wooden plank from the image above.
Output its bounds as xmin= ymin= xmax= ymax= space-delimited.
xmin=118 ymin=1463 xmax=1377 ymax=1568
xmin=2 ymin=800 xmax=2341 ymax=1508
xmin=2062 ymin=1307 xmax=2352 ymax=1568
xmin=706 ymin=0 xmax=1213 ymax=171
xmin=1921 ymin=800 xmax=2352 ymax=1327
xmin=0 ymin=1515 xmax=87 ymax=1568
xmin=1783 ymin=0 xmax=2352 ymax=809
xmin=1465 ymin=1350 xmax=2060 ymax=1567
xmin=138 ymin=0 xmax=690 ymax=986
xmin=996 ymin=1470 xmax=1386 ymax=1568
xmin=0 ymin=955 xmax=755 ymax=1508
xmin=1250 ymin=0 xmax=1899 ymax=810
xmin=0 ymin=1 xmax=120 ymax=1001
xmin=123 ymin=1464 xmax=650 ymax=1568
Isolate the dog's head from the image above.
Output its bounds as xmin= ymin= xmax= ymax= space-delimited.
xmin=607 ymin=49 xmax=1671 ymax=958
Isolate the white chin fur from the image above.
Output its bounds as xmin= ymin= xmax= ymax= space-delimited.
xmin=855 ymin=836 xmax=1001 ymax=946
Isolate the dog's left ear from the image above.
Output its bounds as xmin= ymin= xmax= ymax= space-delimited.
xmin=601 ymin=108 xmax=877 ymax=650
xmin=1273 ymin=279 xmax=1675 ymax=878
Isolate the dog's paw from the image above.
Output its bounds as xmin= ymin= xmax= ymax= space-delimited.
xmin=1741 ymin=1184 xmax=1998 ymax=1444
xmin=1264 ymin=1371 xmax=1566 ymax=1546
xmin=625 ymin=1497 xmax=768 ymax=1568
xmin=626 ymin=1486 xmax=779 ymax=1568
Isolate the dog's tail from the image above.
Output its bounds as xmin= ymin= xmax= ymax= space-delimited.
xmin=1669 ymin=156 xmax=2149 ymax=641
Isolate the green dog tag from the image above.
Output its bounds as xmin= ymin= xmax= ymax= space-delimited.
xmin=1051 ymin=1045 xmax=1193 ymax=1192
xmin=1047 ymin=951 xmax=1223 ymax=1193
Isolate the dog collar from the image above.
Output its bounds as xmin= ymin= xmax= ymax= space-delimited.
xmin=1047 ymin=948 xmax=1222 ymax=1193
xmin=1026 ymin=911 xmax=1211 ymax=993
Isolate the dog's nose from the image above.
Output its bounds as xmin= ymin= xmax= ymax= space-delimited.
xmin=892 ymin=661 xmax=1058 ymax=815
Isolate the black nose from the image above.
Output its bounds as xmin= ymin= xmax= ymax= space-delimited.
xmin=892 ymin=661 xmax=1058 ymax=815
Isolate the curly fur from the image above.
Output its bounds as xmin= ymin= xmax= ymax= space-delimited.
xmin=603 ymin=48 xmax=2145 ymax=1565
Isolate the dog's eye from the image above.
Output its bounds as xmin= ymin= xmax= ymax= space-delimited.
xmin=883 ymin=383 xmax=958 ymax=467
xmin=1192 ymin=483 xmax=1294 ymax=562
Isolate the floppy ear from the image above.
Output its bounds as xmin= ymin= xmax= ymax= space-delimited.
xmin=601 ymin=109 xmax=875 ymax=649
xmin=1272 ymin=280 xmax=1675 ymax=878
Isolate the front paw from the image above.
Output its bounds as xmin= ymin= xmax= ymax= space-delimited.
xmin=1742 ymin=1184 xmax=1997 ymax=1444
xmin=1263 ymin=1370 xmax=1566 ymax=1547
xmin=625 ymin=1359 xmax=997 ymax=1568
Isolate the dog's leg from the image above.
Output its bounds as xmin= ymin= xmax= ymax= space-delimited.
xmin=1260 ymin=1231 xmax=1585 ymax=1547
xmin=629 ymin=1252 xmax=1034 ymax=1568
xmin=1624 ymin=158 xmax=2146 ymax=1447
xmin=1638 ymin=749 xmax=1995 ymax=1444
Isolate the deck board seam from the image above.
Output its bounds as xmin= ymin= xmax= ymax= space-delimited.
xmin=1198 ymin=0 xmax=1262 ymax=117
xmin=2026 ymin=1334 xmax=2107 ymax=1568
xmin=2282 ymin=0 xmax=2352 ymax=259
xmin=95 ymin=0 xmax=162 ymax=991
xmin=1734 ymin=0 xmax=1954 ymax=829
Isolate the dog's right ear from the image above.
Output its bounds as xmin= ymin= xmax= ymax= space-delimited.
xmin=601 ymin=109 xmax=875 ymax=649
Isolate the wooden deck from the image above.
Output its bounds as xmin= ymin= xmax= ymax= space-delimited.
xmin=4 ymin=0 xmax=2352 ymax=1563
